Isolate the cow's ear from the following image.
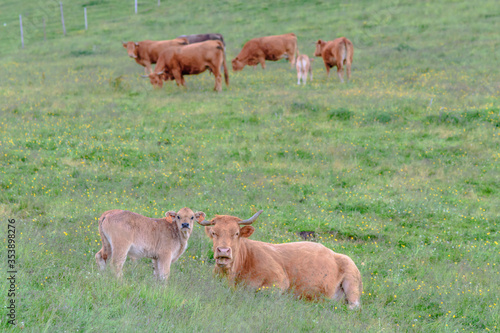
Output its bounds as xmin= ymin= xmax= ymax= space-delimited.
xmin=165 ymin=211 xmax=176 ymax=223
xmin=204 ymin=226 xmax=213 ymax=239
xmin=122 ymin=42 xmax=127 ymax=48
xmin=239 ymin=226 xmax=254 ymax=238
xmin=134 ymin=42 xmax=139 ymax=46
xmin=195 ymin=211 xmax=206 ymax=223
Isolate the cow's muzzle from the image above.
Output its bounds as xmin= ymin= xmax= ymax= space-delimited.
xmin=215 ymin=247 xmax=232 ymax=267
xmin=181 ymin=223 xmax=190 ymax=229
xmin=128 ymin=54 xmax=137 ymax=58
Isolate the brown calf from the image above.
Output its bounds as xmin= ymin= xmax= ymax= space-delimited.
xmin=314 ymin=37 xmax=354 ymax=82
xmin=198 ymin=210 xmax=363 ymax=309
xmin=95 ymin=207 xmax=205 ymax=280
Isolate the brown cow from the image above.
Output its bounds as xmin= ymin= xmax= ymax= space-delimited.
xmin=122 ymin=38 xmax=188 ymax=74
xmin=296 ymin=54 xmax=313 ymax=85
xmin=232 ymin=33 xmax=298 ymax=71
xmin=144 ymin=40 xmax=229 ymax=91
xmin=314 ymin=37 xmax=354 ymax=83
xmin=198 ymin=210 xmax=363 ymax=309
xmin=95 ymin=207 xmax=205 ymax=280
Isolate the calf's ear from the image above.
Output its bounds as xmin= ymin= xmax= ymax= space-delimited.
xmin=165 ymin=211 xmax=177 ymax=223
xmin=204 ymin=226 xmax=213 ymax=239
xmin=240 ymin=226 xmax=254 ymax=238
xmin=122 ymin=42 xmax=127 ymax=48
xmin=195 ymin=211 xmax=206 ymax=222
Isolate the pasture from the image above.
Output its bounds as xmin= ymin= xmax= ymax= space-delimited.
xmin=1 ymin=0 xmax=499 ymax=331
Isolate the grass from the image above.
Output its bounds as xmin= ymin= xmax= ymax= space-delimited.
xmin=1 ymin=0 xmax=499 ymax=331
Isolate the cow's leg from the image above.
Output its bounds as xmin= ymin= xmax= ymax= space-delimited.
xmin=259 ymin=58 xmax=266 ymax=70
xmin=309 ymin=66 xmax=313 ymax=82
xmin=95 ymin=248 xmax=106 ymax=270
xmin=157 ymin=253 xmax=173 ymax=280
xmin=297 ymin=70 xmax=301 ymax=85
xmin=211 ymin=64 xmax=222 ymax=92
xmin=345 ymin=61 xmax=351 ymax=82
xmin=145 ymin=63 xmax=154 ymax=74
xmin=289 ymin=50 xmax=296 ymax=68
xmin=111 ymin=244 xmax=130 ymax=278
xmin=325 ymin=63 xmax=331 ymax=78
xmin=172 ymin=70 xmax=186 ymax=87
xmin=152 ymin=259 xmax=159 ymax=277
xmin=336 ymin=61 xmax=344 ymax=83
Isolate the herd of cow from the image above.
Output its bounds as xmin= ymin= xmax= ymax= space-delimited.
xmin=95 ymin=207 xmax=363 ymax=309
xmin=122 ymin=32 xmax=354 ymax=90
xmin=107 ymin=32 xmax=361 ymax=309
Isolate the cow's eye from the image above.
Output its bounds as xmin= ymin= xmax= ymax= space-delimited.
xmin=177 ymin=216 xmax=180 ymax=219
xmin=191 ymin=216 xmax=194 ymax=220
xmin=235 ymin=232 xmax=239 ymax=237
xmin=212 ymin=232 xmax=217 ymax=238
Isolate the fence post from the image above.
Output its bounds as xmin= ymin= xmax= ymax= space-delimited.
xmin=60 ymin=2 xmax=66 ymax=36
xmin=19 ymin=15 xmax=24 ymax=48
xmin=43 ymin=17 xmax=46 ymax=41
xmin=158 ymin=0 xmax=160 ymax=6
xmin=84 ymin=7 xmax=88 ymax=30
xmin=135 ymin=0 xmax=137 ymax=14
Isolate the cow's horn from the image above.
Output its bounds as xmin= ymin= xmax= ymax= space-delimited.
xmin=141 ymin=75 xmax=149 ymax=78
xmin=197 ymin=219 xmax=214 ymax=226
xmin=238 ymin=210 xmax=263 ymax=225
xmin=156 ymin=71 xmax=164 ymax=75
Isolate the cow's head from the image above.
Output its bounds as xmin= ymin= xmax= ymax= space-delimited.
xmin=142 ymin=70 xmax=171 ymax=88
xmin=231 ymin=57 xmax=244 ymax=71
xmin=166 ymin=208 xmax=206 ymax=238
xmin=314 ymin=40 xmax=326 ymax=57
xmin=198 ymin=210 xmax=263 ymax=271
xmin=122 ymin=41 xmax=139 ymax=58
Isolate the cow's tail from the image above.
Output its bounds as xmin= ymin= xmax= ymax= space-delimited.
xmin=98 ymin=214 xmax=112 ymax=262
xmin=343 ymin=37 xmax=354 ymax=64
xmin=291 ymin=36 xmax=299 ymax=67
xmin=221 ymin=47 xmax=229 ymax=86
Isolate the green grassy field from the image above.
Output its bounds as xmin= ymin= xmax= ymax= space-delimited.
xmin=1 ymin=0 xmax=499 ymax=331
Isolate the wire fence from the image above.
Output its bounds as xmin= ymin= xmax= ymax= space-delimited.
xmin=1 ymin=0 xmax=166 ymax=49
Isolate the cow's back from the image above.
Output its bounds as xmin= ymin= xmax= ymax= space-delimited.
xmin=274 ymin=241 xmax=359 ymax=299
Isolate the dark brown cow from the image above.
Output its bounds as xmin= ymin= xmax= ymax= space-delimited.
xmin=314 ymin=37 xmax=354 ymax=82
xmin=232 ymin=33 xmax=298 ymax=71
xmin=198 ymin=210 xmax=363 ymax=309
xmin=145 ymin=40 xmax=229 ymax=92
xmin=177 ymin=33 xmax=225 ymax=47
xmin=122 ymin=38 xmax=188 ymax=74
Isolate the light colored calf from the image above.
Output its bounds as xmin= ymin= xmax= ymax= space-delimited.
xmin=95 ymin=207 xmax=205 ymax=280
xmin=296 ymin=54 xmax=313 ymax=85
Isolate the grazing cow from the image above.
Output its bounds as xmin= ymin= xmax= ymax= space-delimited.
xmin=144 ymin=40 xmax=229 ymax=91
xmin=198 ymin=210 xmax=363 ymax=309
xmin=95 ymin=207 xmax=205 ymax=280
xmin=232 ymin=33 xmax=298 ymax=71
xmin=122 ymin=38 xmax=189 ymax=74
xmin=177 ymin=33 xmax=225 ymax=47
xmin=314 ymin=37 xmax=354 ymax=83
xmin=296 ymin=54 xmax=313 ymax=85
